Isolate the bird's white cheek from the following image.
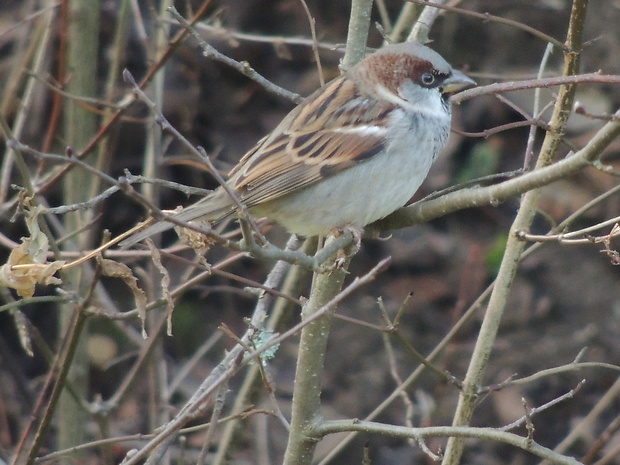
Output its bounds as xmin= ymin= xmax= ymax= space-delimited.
xmin=375 ymin=83 xmax=450 ymax=121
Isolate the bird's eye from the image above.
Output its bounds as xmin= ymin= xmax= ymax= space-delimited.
xmin=421 ymin=72 xmax=435 ymax=86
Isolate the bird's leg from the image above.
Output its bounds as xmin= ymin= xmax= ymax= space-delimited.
xmin=330 ymin=225 xmax=363 ymax=269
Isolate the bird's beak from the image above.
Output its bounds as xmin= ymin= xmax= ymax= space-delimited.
xmin=441 ymin=70 xmax=476 ymax=95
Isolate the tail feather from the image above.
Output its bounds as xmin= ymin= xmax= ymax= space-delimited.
xmin=118 ymin=193 xmax=232 ymax=248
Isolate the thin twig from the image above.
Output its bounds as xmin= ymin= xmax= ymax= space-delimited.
xmin=451 ymin=73 xmax=620 ymax=105
xmin=524 ymin=43 xmax=555 ymax=168
xmin=381 ymin=309 xmax=442 ymax=461
xmin=168 ymin=6 xmax=302 ymax=104
xmin=193 ymin=21 xmax=342 ymax=51
xmin=405 ymin=0 xmax=568 ymax=51
xmin=298 ymin=0 xmax=324 ymax=86
xmin=515 ymin=218 xmax=620 ymax=244
xmin=118 ymin=256 xmax=390 ymax=465
xmin=499 ymin=380 xmax=586 ymax=432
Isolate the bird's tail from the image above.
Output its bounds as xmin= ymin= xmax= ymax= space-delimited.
xmin=118 ymin=193 xmax=231 ymax=248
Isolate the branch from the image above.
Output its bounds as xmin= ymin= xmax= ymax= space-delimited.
xmin=451 ymin=73 xmax=620 ymax=105
xmin=6 ymin=139 xmax=354 ymax=271
xmin=372 ymin=108 xmax=620 ymax=232
xmin=441 ymin=1 xmax=591 ymax=464
xmin=118 ymin=255 xmax=390 ymax=465
xmin=193 ymin=22 xmax=342 ymax=52
xmin=341 ymin=0 xmax=373 ymax=70
xmin=168 ymin=6 xmax=302 ymax=104
xmin=405 ymin=0 xmax=568 ymax=51
xmin=315 ymin=420 xmax=583 ymax=465
xmin=408 ymin=0 xmax=448 ymax=44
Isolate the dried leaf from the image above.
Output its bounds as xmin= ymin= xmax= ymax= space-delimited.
xmin=97 ymin=255 xmax=148 ymax=337
xmin=11 ymin=309 xmax=33 ymax=357
xmin=174 ymin=220 xmax=216 ymax=255
xmin=0 ymin=205 xmax=65 ymax=298
xmin=146 ymin=239 xmax=174 ymax=336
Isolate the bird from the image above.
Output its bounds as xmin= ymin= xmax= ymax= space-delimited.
xmin=120 ymin=41 xmax=475 ymax=248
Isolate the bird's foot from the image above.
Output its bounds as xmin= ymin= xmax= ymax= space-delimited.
xmin=330 ymin=225 xmax=363 ymax=269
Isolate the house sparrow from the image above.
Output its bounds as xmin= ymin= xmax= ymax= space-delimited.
xmin=121 ymin=41 xmax=475 ymax=247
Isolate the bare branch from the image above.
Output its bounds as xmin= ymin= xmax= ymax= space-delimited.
xmin=316 ymin=420 xmax=583 ymax=465
xmin=406 ymin=0 xmax=568 ymax=51
xmin=168 ymin=6 xmax=302 ymax=104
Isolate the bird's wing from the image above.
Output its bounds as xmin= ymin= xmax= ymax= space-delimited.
xmin=227 ymin=76 xmax=394 ymax=208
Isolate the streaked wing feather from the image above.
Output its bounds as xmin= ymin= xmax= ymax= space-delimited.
xmin=229 ymin=76 xmax=393 ymax=208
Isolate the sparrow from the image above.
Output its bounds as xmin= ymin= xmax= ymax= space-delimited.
xmin=121 ymin=41 xmax=475 ymax=247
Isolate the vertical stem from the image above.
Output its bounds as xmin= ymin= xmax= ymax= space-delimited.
xmin=408 ymin=0 xmax=449 ymax=44
xmin=283 ymin=2 xmax=372 ymax=461
xmin=212 ymin=237 xmax=310 ymax=465
xmin=94 ymin=0 xmax=131 ymax=193
xmin=0 ymin=4 xmax=54 ymax=202
xmin=441 ymin=1 xmax=588 ymax=464
xmin=341 ymin=0 xmax=373 ymax=70
xmin=57 ymin=0 xmax=100 ymax=455
xmin=388 ymin=2 xmax=423 ymax=44
xmin=23 ymin=305 xmax=89 ymax=465
xmin=282 ymin=240 xmax=349 ymax=465
xmin=144 ymin=5 xmax=172 ymax=456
